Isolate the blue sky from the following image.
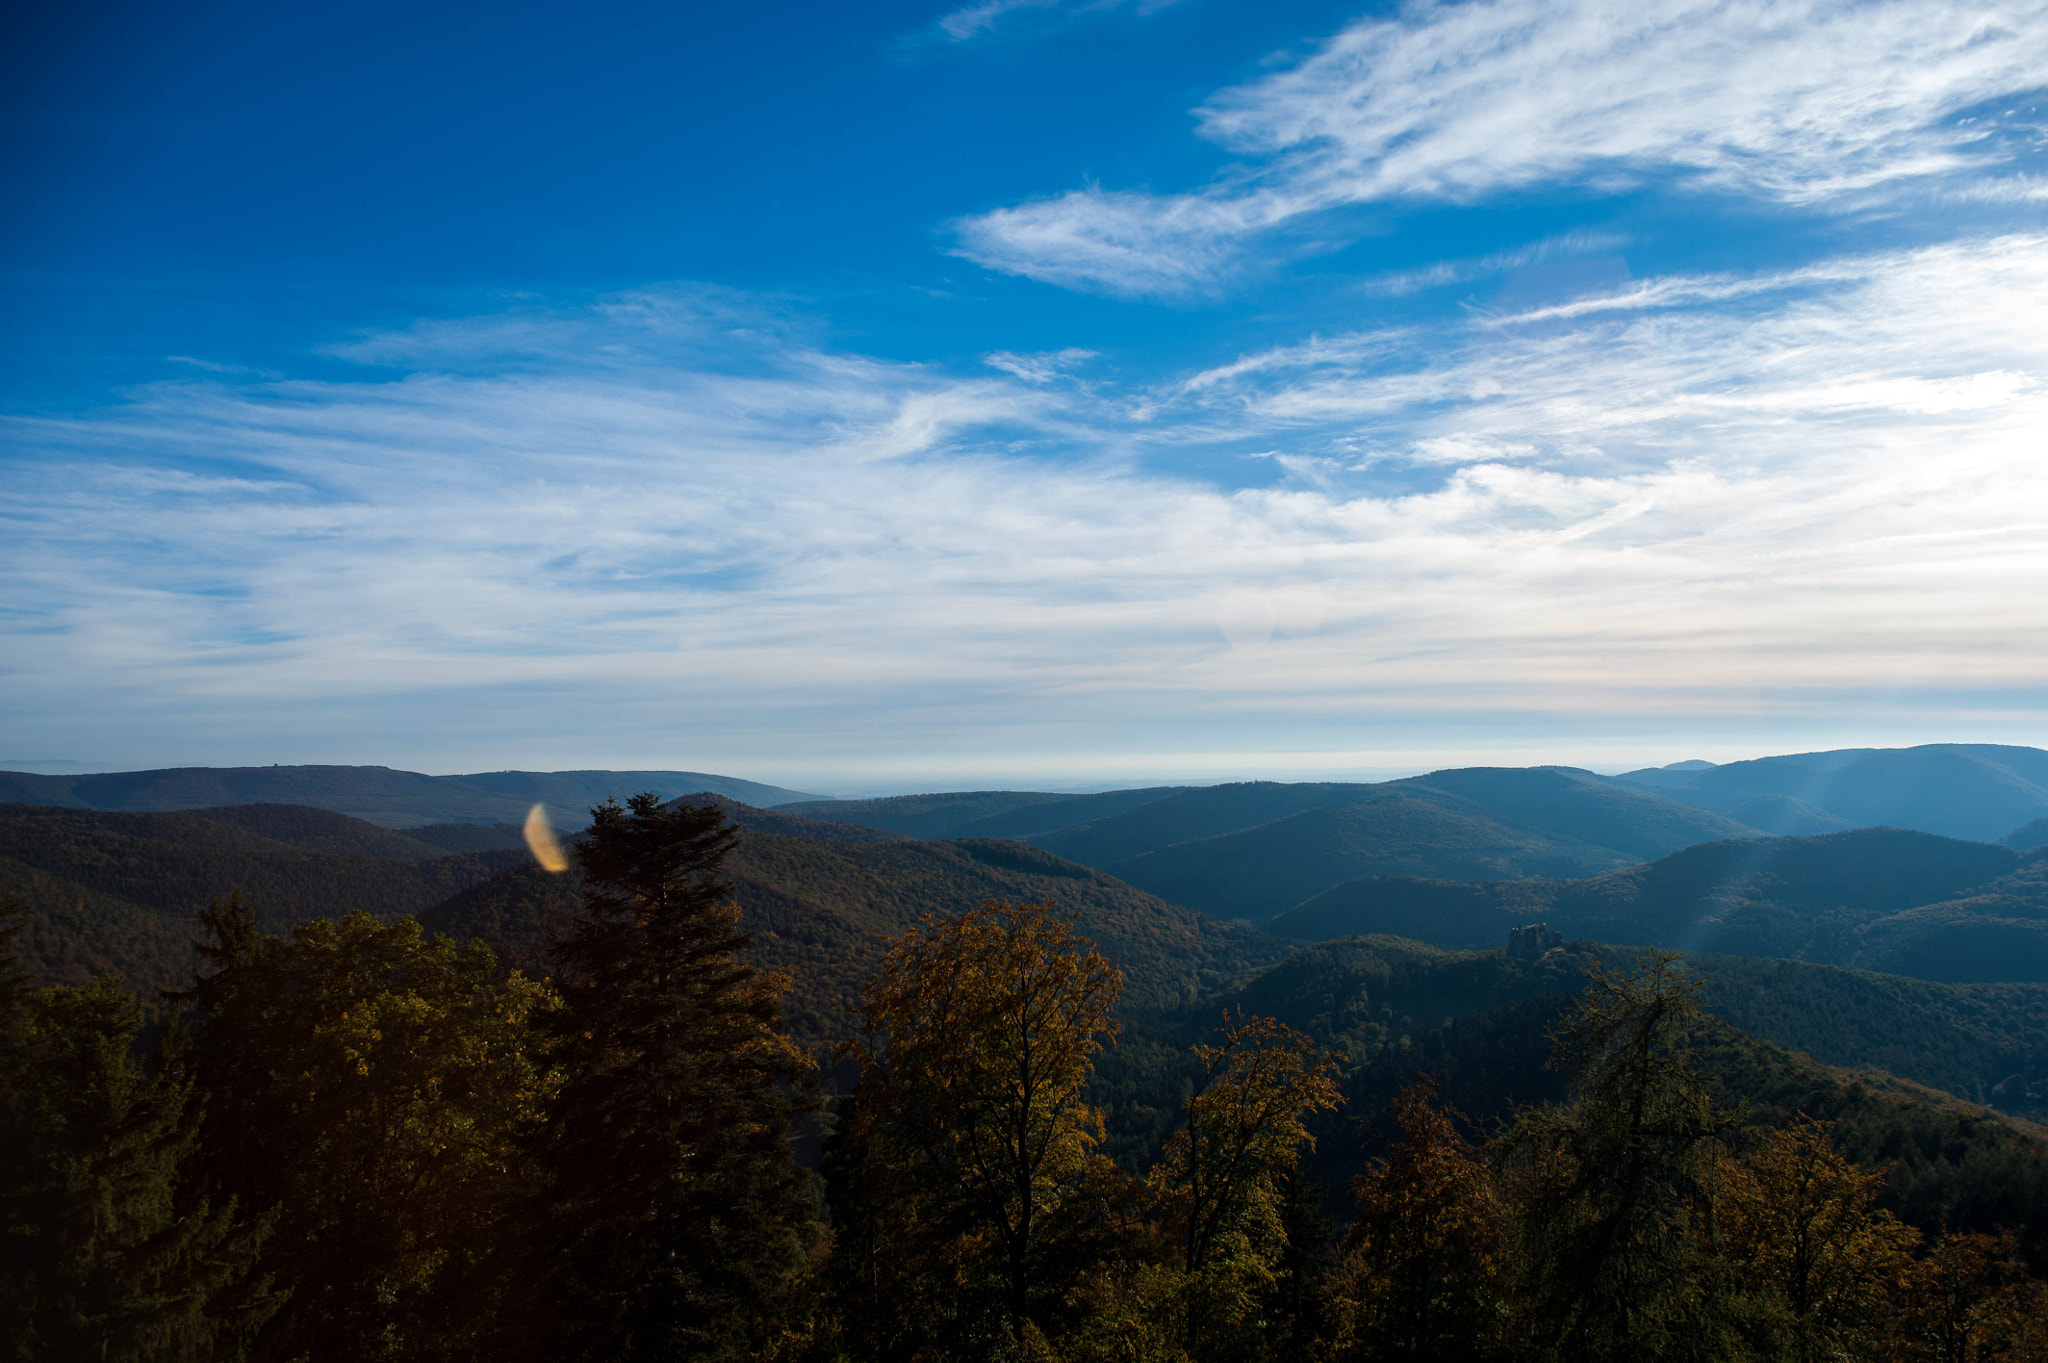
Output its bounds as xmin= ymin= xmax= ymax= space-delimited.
xmin=4 ymin=0 xmax=2046 ymax=791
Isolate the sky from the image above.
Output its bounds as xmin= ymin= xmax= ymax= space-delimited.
xmin=3 ymin=0 xmax=2046 ymax=793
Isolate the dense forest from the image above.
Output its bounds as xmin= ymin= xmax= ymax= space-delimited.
xmin=4 ymin=794 xmax=2047 ymax=1362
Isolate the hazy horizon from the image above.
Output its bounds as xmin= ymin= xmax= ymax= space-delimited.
xmin=6 ymin=738 xmax=2039 ymax=802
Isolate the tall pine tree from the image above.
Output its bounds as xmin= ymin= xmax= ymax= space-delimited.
xmin=536 ymin=794 xmax=818 ymax=1363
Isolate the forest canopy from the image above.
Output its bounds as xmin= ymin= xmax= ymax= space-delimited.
xmin=3 ymin=797 xmax=2046 ymax=1362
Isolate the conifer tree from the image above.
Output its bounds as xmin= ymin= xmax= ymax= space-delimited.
xmin=537 ymin=794 xmax=818 ymax=1363
xmin=1496 ymin=952 xmax=1733 ymax=1363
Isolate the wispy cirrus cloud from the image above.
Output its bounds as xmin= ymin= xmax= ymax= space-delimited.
xmin=954 ymin=0 xmax=2048 ymax=296
xmin=921 ymin=0 xmax=1177 ymax=45
xmin=4 ymin=238 xmax=2047 ymax=779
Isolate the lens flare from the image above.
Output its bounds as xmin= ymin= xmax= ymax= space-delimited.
xmin=524 ymin=803 xmax=570 ymax=873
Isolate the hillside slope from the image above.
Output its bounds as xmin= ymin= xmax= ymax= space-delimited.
xmin=1685 ymin=953 xmax=2048 ymax=1120
xmin=1617 ymin=743 xmax=2048 ymax=842
xmin=1100 ymin=793 xmax=1637 ymax=922
xmin=778 ymin=786 xmax=1191 ymax=839
xmin=1164 ymin=938 xmax=2048 ymax=1250
xmin=1389 ymin=766 xmax=1755 ymax=857
xmin=0 ymin=803 xmax=528 ymax=991
xmin=1270 ymin=829 xmax=2041 ymax=982
xmin=424 ymin=831 xmax=1294 ymax=1046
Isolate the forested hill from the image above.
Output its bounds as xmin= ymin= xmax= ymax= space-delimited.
xmin=1271 ymin=828 xmax=2048 ymax=984
xmin=0 ymin=764 xmax=821 ymax=826
xmin=790 ymin=769 xmax=1754 ymax=922
xmin=1170 ymin=937 xmax=2048 ymax=1252
xmin=0 ymin=793 xmax=1284 ymax=1033
xmin=0 ymin=802 xmax=529 ymax=992
xmin=1616 ymin=742 xmax=2048 ymax=842
xmin=788 ymin=768 xmax=1750 ymax=861
xmin=425 ymin=832 xmax=1294 ymax=1046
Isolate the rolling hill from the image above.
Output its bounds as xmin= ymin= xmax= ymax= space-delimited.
xmin=1094 ymin=793 xmax=1638 ymax=923
xmin=1009 ymin=770 xmax=1748 ymax=923
xmin=1616 ymin=743 xmax=2048 ymax=842
xmin=776 ymin=786 xmax=1191 ymax=839
xmin=791 ymin=769 xmax=1750 ymax=872
xmin=0 ymin=802 xmax=530 ymax=992
xmin=1090 ymin=935 xmax=2048 ymax=1257
xmin=1387 ymin=766 xmax=1756 ymax=857
xmin=0 ymin=764 xmax=821 ymax=827
xmin=1270 ymin=828 xmax=2046 ymax=983
xmin=424 ymin=830 xmax=1294 ymax=1047
xmin=1683 ymin=952 xmax=2048 ymax=1120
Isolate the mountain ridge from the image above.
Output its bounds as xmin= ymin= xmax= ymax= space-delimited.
xmin=0 ymin=764 xmax=823 ymax=827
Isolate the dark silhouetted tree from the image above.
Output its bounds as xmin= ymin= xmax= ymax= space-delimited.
xmin=537 ymin=794 xmax=818 ymax=1363
xmin=181 ymin=894 xmax=549 ymax=1363
xmin=0 ymin=902 xmax=276 ymax=1362
xmin=1333 ymin=1075 xmax=1506 ymax=1362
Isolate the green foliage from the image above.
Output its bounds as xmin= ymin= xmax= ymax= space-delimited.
xmin=180 ymin=894 xmax=552 ymax=1363
xmin=1687 ymin=953 xmax=2048 ymax=1121
xmin=0 ymin=903 xmax=277 ymax=1363
xmin=537 ymin=794 xmax=818 ymax=1363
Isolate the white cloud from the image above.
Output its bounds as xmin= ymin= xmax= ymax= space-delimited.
xmin=983 ymin=347 xmax=1100 ymax=384
xmin=4 ymin=238 xmax=2047 ymax=777
xmin=923 ymin=0 xmax=1176 ymax=44
xmin=934 ymin=0 xmax=1061 ymax=41
xmin=954 ymin=0 xmax=2048 ymax=295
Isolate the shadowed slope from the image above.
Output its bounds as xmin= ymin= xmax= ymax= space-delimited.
xmin=1271 ymin=829 xmax=2040 ymax=982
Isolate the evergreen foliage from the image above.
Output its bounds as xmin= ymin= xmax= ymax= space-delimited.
xmin=536 ymin=794 xmax=818 ymax=1363
xmin=0 ymin=902 xmax=276 ymax=1363
xmin=1495 ymin=953 xmax=1735 ymax=1363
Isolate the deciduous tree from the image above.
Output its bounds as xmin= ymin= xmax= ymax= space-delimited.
xmin=845 ymin=898 xmax=1122 ymax=1346
xmin=1147 ymin=1011 xmax=1341 ymax=1361
xmin=182 ymin=895 xmax=551 ymax=1363
xmin=1716 ymin=1115 xmax=1918 ymax=1363
xmin=1332 ymin=1075 xmax=1506 ymax=1362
